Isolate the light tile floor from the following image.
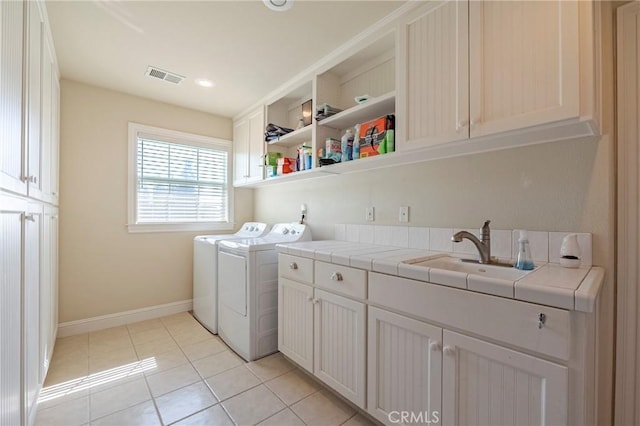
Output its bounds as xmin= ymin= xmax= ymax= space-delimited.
xmin=35 ymin=312 xmax=377 ymax=426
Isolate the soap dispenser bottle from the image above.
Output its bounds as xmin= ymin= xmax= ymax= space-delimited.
xmin=515 ymin=230 xmax=535 ymax=270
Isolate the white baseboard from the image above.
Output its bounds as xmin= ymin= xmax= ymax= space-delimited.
xmin=57 ymin=299 xmax=193 ymax=337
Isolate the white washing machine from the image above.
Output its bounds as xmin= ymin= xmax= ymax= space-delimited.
xmin=192 ymin=222 xmax=270 ymax=333
xmin=217 ymin=223 xmax=311 ymax=361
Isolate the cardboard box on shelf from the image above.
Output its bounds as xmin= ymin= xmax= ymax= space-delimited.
xmin=276 ymin=157 xmax=296 ymax=175
xmin=358 ymin=115 xmax=395 ymax=158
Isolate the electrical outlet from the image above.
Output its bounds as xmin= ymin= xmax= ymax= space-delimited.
xmin=366 ymin=207 xmax=375 ymax=222
xmin=399 ymin=206 xmax=409 ymax=223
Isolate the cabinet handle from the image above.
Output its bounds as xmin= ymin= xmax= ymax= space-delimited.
xmin=289 ymin=262 xmax=298 ymax=270
xmin=312 ymin=298 xmax=320 ymax=304
xmin=538 ymin=313 xmax=546 ymax=329
xmin=330 ymin=272 xmax=343 ymax=281
xmin=470 ymin=117 xmax=481 ymax=129
xmin=456 ymin=119 xmax=469 ymax=132
xmin=21 ymin=175 xmax=37 ymax=184
xmin=306 ymin=296 xmax=313 ymax=302
xmin=443 ymin=346 xmax=456 ymax=357
xmin=24 ymin=214 xmax=35 ymax=222
xmin=243 ymin=174 xmax=250 ymax=178
xmin=429 ymin=341 xmax=442 ymax=352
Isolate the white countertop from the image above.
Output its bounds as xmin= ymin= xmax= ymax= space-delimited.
xmin=277 ymin=240 xmax=604 ymax=313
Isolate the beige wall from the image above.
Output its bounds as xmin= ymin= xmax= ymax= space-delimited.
xmin=58 ymin=80 xmax=253 ymax=323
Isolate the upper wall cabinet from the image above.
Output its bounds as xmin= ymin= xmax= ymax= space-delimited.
xmin=396 ymin=0 xmax=469 ymax=149
xmin=234 ymin=0 xmax=598 ymax=187
xmin=41 ymin=32 xmax=61 ymax=205
xmin=468 ymin=0 xmax=579 ymax=137
xmin=1 ymin=1 xmax=60 ymax=205
xmin=233 ymin=106 xmax=265 ymax=186
xmin=0 ymin=1 xmax=27 ymax=196
xmin=397 ymin=0 xmax=593 ymax=151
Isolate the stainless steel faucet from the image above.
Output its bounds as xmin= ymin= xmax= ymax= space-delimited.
xmin=452 ymin=220 xmax=491 ymax=264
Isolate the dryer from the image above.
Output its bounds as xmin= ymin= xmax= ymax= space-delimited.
xmin=217 ymin=223 xmax=311 ymax=361
xmin=192 ymin=222 xmax=270 ymax=333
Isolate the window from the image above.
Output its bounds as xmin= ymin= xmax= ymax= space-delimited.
xmin=128 ymin=123 xmax=233 ymax=232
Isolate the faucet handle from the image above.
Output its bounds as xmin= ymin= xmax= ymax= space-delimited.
xmin=483 ymin=220 xmax=491 ymax=228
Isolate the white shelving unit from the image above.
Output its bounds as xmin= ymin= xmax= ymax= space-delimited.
xmin=267 ymin=125 xmax=313 ymax=148
xmin=232 ymin=0 xmax=597 ymax=189
xmin=317 ymin=91 xmax=395 ymax=130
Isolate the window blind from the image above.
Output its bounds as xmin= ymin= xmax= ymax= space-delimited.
xmin=136 ymin=138 xmax=228 ymax=223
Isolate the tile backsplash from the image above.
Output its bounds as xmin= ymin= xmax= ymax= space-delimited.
xmin=334 ymin=224 xmax=593 ymax=266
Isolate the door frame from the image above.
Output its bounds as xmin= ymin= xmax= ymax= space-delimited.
xmin=616 ymin=1 xmax=640 ymax=425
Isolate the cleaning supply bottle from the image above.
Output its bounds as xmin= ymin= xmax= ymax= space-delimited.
xmin=352 ymin=124 xmax=361 ymax=160
xmin=515 ymin=230 xmax=535 ymax=270
xmin=341 ymin=128 xmax=354 ymax=162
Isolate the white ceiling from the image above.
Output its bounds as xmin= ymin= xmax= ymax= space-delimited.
xmin=45 ymin=0 xmax=405 ymax=118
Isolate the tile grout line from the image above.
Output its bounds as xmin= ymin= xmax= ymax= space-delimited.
xmin=122 ymin=321 xmax=163 ymax=426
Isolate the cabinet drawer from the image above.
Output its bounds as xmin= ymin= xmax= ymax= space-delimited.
xmin=279 ymin=254 xmax=313 ymax=284
xmin=315 ymin=261 xmax=366 ymax=299
xmin=369 ymin=272 xmax=570 ymax=361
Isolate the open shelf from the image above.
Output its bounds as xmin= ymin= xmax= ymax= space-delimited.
xmin=258 ymin=167 xmax=321 ymax=186
xmin=317 ymin=91 xmax=395 ymax=130
xmin=267 ymin=125 xmax=313 ymax=147
xmin=237 ymin=117 xmax=598 ymax=188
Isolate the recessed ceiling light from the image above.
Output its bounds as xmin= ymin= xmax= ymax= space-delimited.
xmin=195 ymin=78 xmax=215 ymax=88
xmin=263 ymin=0 xmax=293 ymax=12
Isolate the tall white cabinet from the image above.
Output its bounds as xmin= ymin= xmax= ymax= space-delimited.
xmin=233 ymin=106 xmax=265 ymax=186
xmin=0 ymin=1 xmax=60 ymax=424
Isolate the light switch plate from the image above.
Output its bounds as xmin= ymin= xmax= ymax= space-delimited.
xmin=399 ymin=206 xmax=409 ymax=223
xmin=366 ymin=207 xmax=375 ymax=222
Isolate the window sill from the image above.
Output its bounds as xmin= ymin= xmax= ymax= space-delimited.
xmin=127 ymin=222 xmax=234 ymax=233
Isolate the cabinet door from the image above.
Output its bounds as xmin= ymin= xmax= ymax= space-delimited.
xmin=314 ymin=289 xmax=366 ymax=408
xmin=49 ymin=72 xmax=60 ymax=205
xmin=397 ymin=0 xmax=469 ymax=150
xmin=232 ymin=117 xmax=249 ymax=185
xmin=26 ymin=1 xmax=44 ymax=200
xmin=24 ymin=203 xmax=42 ymax=423
xmin=40 ymin=207 xmax=58 ymax=383
xmin=247 ymin=107 xmax=265 ymax=183
xmin=0 ymin=0 xmax=27 ymax=196
xmin=367 ymin=307 xmax=443 ymax=425
xmin=41 ymin=32 xmax=58 ymax=204
xmin=0 ymin=195 xmax=26 ymax=426
xmin=469 ymin=0 xmax=579 ymax=137
xmin=278 ymin=278 xmax=314 ymax=373
xmin=441 ymin=330 xmax=568 ymax=426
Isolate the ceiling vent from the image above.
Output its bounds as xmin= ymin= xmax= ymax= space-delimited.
xmin=145 ymin=66 xmax=185 ymax=85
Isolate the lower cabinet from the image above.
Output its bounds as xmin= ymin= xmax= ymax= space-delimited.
xmin=314 ymin=289 xmax=366 ymax=408
xmin=367 ymin=306 xmax=443 ymax=425
xmin=278 ymin=278 xmax=314 ymax=372
xmin=278 ymin=277 xmax=367 ymax=408
xmin=24 ymin=202 xmax=42 ymax=424
xmin=0 ymin=193 xmax=58 ymax=425
xmin=441 ymin=330 xmax=568 ymax=426
xmin=368 ymin=304 xmax=569 ymax=426
xmin=279 ymin=254 xmax=592 ymax=426
xmin=0 ymin=195 xmax=27 ymax=425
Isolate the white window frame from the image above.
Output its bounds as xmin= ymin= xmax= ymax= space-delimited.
xmin=127 ymin=122 xmax=233 ymax=233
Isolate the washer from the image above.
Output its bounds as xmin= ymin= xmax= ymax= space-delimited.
xmin=217 ymin=223 xmax=311 ymax=361
xmin=192 ymin=222 xmax=270 ymax=333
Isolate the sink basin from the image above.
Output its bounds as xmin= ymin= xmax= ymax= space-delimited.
xmin=404 ymin=255 xmax=534 ymax=281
